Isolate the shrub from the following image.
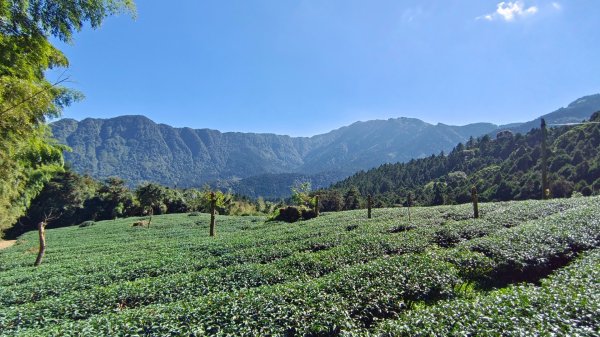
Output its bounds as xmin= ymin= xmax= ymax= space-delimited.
xmin=301 ymin=209 xmax=317 ymax=220
xmin=228 ymin=201 xmax=258 ymax=216
xmin=433 ymin=227 xmax=461 ymax=248
xmin=275 ymin=206 xmax=302 ymax=223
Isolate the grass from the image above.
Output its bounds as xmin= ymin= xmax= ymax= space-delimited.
xmin=0 ymin=197 xmax=599 ymax=336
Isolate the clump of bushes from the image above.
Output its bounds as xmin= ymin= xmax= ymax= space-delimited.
xmin=301 ymin=209 xmax=317 ymax=220
xmin=275 ymin=206 xmax=302 ymax=223
xmin=272 ymin=206 xmax=318 ymax=223
xmin=228 ymin=201 xmax=259 ymax=216
xmin=78 ymin=221 xmax=95 ymax=228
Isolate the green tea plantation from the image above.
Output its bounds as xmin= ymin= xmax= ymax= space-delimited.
xmin=1 ymin=197 xmax=599 ymax=336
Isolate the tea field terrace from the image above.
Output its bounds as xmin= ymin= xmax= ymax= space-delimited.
xmin=0 ymin=196 xmax=599 ymax=336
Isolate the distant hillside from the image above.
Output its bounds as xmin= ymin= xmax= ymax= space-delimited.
xmin=328 ymin=112 xmax=600 ymax=207
xmin=210 ymin=172 xmax=347 ymax=200
xmin=299 ymin=118 xmax=497 ymax=174
xmin=51 ymin=116 xmax=496 ymax=189
xmin=498 ymin=94 xmax=600 ymax=134
xmin=51 ymin=94 xmax=600 ymax=196
xmin=52 ymin=116 xmax=318 ymax=186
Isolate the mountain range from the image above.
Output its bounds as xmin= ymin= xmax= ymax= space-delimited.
xmin=51 ymin=94 xmax=600 ymax=198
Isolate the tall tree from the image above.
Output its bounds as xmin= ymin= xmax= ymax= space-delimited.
xmin=0 ymin=0 xmax=135 ymax=234
xmin=136 ymin=183 xmax=168 ymax=215
xmin=13 ymin=169 xmax=97 ymax=235
xmin=343 ymin=186 xmax=361 ymax=210
xmin=98 ymin=177 xmax=134 ymax=219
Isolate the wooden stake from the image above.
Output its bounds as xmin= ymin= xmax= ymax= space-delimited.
xmin=367 ymin=194 xmax=372 ymax=219
xmin=407 ymin=193 xmax=412 ymax=221
xmin=541 ymin=118 xmax=549 ymax=199
xmin=471 ymin=186 xmax=479 ymax=219
xmin=210 ymin=192 xmax=216 ymax=237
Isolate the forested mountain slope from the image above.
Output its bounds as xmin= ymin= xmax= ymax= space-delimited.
xmin=330 ymin=112 xmax=600 ymax=206
xmin=51 ymin=116 xmax=496 ymax=188
xmin=51 ymin=95 xmax=600 ymax=194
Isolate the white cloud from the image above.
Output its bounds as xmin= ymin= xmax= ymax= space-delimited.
xmin=477 ymin=1 xmax=539 ymax=22
xmin=552 ymin=2 xmax=561 ymax=10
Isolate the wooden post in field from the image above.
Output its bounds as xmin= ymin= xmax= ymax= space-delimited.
xmin=407 ymin=193 xmax=412 ymax=222
xmin=541 ymin=118 xmax=549 ymax=199
xmin=314 ymin=195 xmax=320 ymax=217
xmin=367 ymin=194 xmax=372 ymax=219
xmin=471 ymin=186 xmax=479 ymax=219
xmin=210 ymin=192 xmax=216 ymax=237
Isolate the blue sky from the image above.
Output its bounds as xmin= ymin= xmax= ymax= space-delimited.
xmin=49 ymin=0 xmax=600 ymax=136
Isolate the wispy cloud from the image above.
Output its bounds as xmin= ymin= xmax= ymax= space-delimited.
xmin=477 ymin=1 xmax=539 ymax=22
xmin=551 ymin=2 xmax=561 ymax=10
xmin=401 ymin=7 xmax=424 ymax=24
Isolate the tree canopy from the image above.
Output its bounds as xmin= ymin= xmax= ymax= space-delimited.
xmin=0 ymin=0 xmax=135 ymax=234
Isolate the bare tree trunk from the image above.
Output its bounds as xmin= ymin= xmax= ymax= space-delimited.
xmin=314 ymin=195 xmax=320 ymax=217
xmin=34 ymin=221 xmax=47 ymax=267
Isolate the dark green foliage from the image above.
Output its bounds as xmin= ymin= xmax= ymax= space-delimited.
xmin=431 ymin=182 xmax=445 ymax=205
xmin=275 ymin=206 xmax=302 ymax=223
xmin=6 ymin=171 xmax=266 ymax=236
xmin=344 ymin=186 xmax=362 ymax=210
xmin=5 ymin=169 xmax=97 ymax=237
xmin=316 ymin=189 xmax=344 ymax=212
xmin=301 ymin=208 xmax=317 ymax=220
xmin=330 ymin=112 xmax=600 ymax=206
xmin=135 ymin=182 xmax=171 ymax=215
